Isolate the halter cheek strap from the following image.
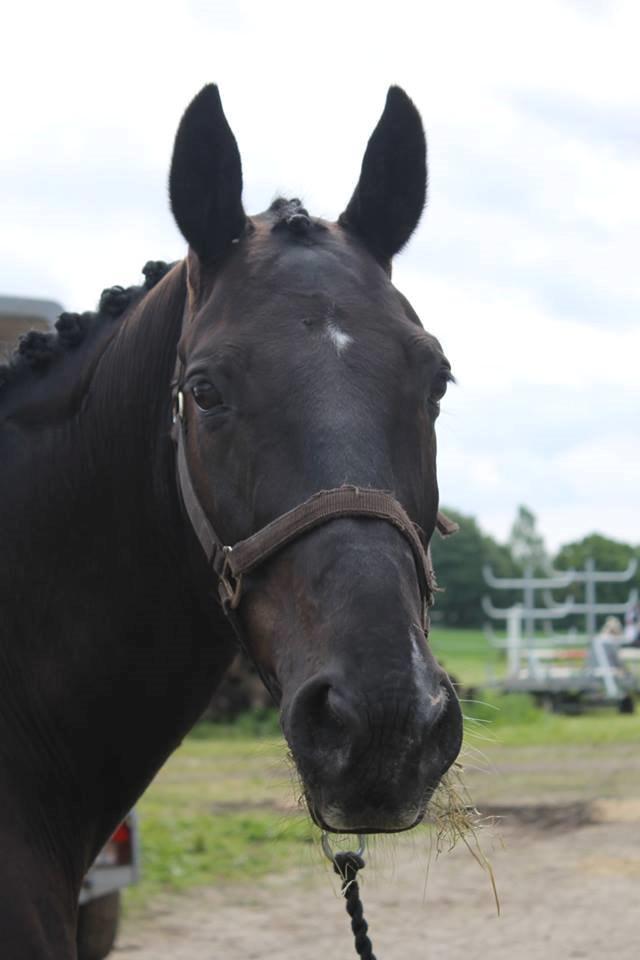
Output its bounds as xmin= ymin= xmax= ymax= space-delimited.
xmin=172 ymin=385 xmax=457 ymax=633
xmin=170 ymin=292 xmax=457 ymax=660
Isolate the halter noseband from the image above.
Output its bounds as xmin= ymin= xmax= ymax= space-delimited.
xmin=170 ymin=307 xmax=457 ymax=641
xmin=172 ymin=388 xmax=458 ymax=632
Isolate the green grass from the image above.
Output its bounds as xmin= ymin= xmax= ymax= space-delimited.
xmin=429 ymin=626 xmax=501 ymax=685
xmin=461 ymin=692 xmax=640 ymax=746
xmin=429 ymin=626 xmax=640 ymax=745
xmin=123 ymin=734 xmax=317 ymax=911
xmin=126 ymin=808 xmax=315 ymax=909
xmin=187 ymin=707 xmax=281 ymax=740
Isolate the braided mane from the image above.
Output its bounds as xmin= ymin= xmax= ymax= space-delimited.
xmin=0 ymin=260 xmax=173 ymax=394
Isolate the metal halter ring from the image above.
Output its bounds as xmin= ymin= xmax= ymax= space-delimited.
xmin=173 ymin=389 xmax=184 ymax=424
xmin=321 ymin=832 xmax=366 ymax=864
xmin=219 ymin=546 xmax=243 ymax=609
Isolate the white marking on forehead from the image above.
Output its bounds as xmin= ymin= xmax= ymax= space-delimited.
xmin=325 ymin=320 xmax=353 ymax=356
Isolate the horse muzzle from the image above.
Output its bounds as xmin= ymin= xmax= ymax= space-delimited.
xmin=282 ymin=669 xmax=463 ymax=835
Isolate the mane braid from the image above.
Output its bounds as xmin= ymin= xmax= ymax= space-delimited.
xmin=0 ymin=260 xmax=173 ymax=392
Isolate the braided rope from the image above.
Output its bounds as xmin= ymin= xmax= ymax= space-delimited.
xmin=333 ymin=852 xmax=377 ymax=960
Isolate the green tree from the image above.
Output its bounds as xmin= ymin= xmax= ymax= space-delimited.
xmin=508 ymin=505 xmax=547 ymax=573
xmin=430 ymin=507 xmax=519 ymax=626
xmin=554 ymin=533 xmax=639 ymax=607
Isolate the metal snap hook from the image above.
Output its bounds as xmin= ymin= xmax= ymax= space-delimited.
xmin=321 ymin=832 xmax=366 ymax=864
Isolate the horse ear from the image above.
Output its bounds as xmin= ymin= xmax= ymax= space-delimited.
xmin=339 ymin=86 xmax=427 ymax=262
xmin=169 ymin=84 xmax=246 ymax=264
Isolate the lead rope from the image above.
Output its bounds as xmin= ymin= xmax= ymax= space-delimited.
xmin=322 ymin=833 xmax=377 ymax=960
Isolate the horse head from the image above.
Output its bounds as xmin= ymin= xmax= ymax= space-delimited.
xmin=168 ymin=85 xmax=463 ymax=834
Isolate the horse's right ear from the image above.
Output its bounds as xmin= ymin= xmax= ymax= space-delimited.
xmin=339 ymin=86 xmax=427 ymax=264
xmin=169 ymin=84 xmax=246 ymax=264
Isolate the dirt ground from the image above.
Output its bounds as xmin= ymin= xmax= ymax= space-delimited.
xmin=114 ymin=798 xmax=640 ymax=960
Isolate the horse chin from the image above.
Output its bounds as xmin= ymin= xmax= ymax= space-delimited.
xmin=305 ymin=792 xmax=427 ymax=835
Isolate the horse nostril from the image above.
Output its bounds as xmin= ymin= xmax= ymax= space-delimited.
xmin=287 ymin=674 xmax=361 ymax=756
xmin=304 ymin=680 xmax=332 ymax=726
xmin=326 ymin=687 xmax=355 ymax=730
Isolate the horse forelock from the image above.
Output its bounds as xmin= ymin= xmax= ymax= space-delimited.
xmin=267 ymin=197 xmax=319 ymax=237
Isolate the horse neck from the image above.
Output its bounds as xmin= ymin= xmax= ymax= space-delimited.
xmin=67 ymin=257 xmax=237 ymax=811
xmin=0 ymin=262 xmax=237 ymax=921
xmin=89 ymin=264 xmax=186 ymax=515
xmin=1 ymin=263 xmax=191 ymax=610
xmin=0 ymin=808 xmax=77 ymax=960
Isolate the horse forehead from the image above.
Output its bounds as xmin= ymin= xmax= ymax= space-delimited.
xmin=188 ymin=224 xmax=419 ymax=362
xmin=209 ymin=289 xmax=407 ymax=364
xmin=210 ymin=250 xmax=401 ymax=343
xmin=237 ymin=218 xmax=389 ymax=299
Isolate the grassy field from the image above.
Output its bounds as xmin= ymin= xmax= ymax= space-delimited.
xmin=124 ymin=735 xmax=315 ymax=908
xmin=123 ymin=627 xmax=640 ymax=912
xmin=429 ymin=625 xmax=501 ymax=686
xmin=431 ymin=626 xmax=640 ymax=744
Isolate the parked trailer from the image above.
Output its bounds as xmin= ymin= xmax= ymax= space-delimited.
xmin=78 ymin=814 xmax=140 ymax=960
xmin=495 ymin=637 xmax=637 ymax=713
xmin=483 ymin=560 xmax=640 ymax=713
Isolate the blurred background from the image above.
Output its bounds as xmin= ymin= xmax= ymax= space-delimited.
xmin=2 ymin=2 xmax=639 ymax=958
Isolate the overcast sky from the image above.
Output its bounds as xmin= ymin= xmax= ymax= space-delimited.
xmin=1 ymin=0 xmax=638 ymax=552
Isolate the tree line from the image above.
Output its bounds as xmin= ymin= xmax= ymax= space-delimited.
xmin=430 ymin=505 xmax=640 ymax=627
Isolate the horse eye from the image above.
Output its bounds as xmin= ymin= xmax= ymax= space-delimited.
xmin=191 ymin=381 xmax=224 ymax=411
xmin=429 ymin=375 xmax=449 ymax=404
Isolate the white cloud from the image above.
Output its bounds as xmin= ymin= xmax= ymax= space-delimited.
xmin=1 ymin=0 xmax=638 ymax=550
xmin=397 ymin=268 xmax=640 ymax=392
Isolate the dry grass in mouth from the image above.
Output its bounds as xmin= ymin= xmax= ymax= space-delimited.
xmin=427 ymin=759 xmax=501 ymax=914
xmin=286 ymin=744 xmax=500 ymax=913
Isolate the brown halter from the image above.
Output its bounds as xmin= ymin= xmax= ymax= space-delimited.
xmin=172 ymin=393 xmax=456 ymax=630
xmin=170 ymin=305 xmax=457 ymax=642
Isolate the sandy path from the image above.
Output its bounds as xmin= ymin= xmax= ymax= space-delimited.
xmin=114 ymin=803 xmax=640 ymax=960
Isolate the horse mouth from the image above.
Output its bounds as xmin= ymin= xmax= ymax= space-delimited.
xmin=304 ymin=791 xmax=429 ymax=835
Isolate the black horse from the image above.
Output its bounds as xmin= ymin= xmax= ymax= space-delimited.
xmin=0 ymin=84 xmax=462 ymax=957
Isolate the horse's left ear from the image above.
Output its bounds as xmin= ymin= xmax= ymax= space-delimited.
xmin=169 ymin=84 xmax=246 ymax=264
xmin=338 ymin=86 xmax=427 ymax=263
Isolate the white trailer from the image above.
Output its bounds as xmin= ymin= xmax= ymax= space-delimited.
xmin=483 ymin=560 xmax=639 ymax=713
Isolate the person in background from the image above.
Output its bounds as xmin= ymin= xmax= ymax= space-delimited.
xmin=600 ymin=616 xmax=624 ymax=643
xmin=624 ymin=603 xmax=640 ymax=647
